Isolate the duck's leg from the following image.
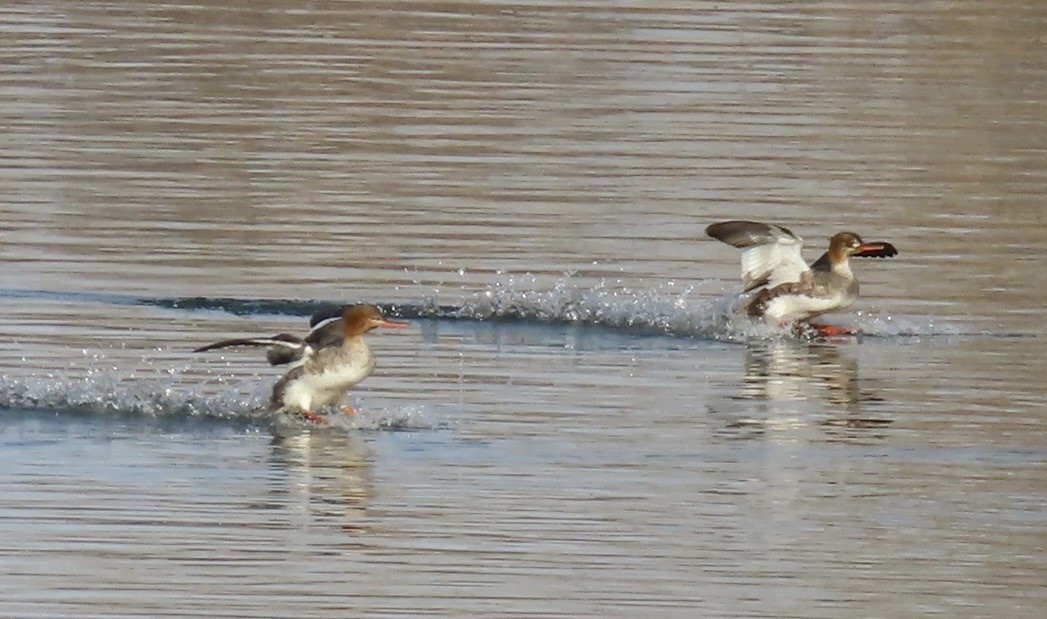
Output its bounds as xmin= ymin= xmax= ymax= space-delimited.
xmin=340 ymin=405 xmax=357 ymax=417
xmin=809 ymin=322 xmax=856 ymax=337
xmin=299 ymin=409 xmax=329 ymax=425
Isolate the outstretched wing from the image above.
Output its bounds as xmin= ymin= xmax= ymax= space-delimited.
xmin=706 ymin=220 xmax=810 ymax=291
xmin=193 ymin=333 xmax=313 ymax=366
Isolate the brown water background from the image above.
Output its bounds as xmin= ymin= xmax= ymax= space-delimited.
xmin=1 ymin=2 xmax=1045 ymax=617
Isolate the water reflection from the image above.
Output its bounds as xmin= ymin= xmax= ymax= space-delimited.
xmin=726 ymin=340 xmax=891 ymax=435
xmin=267 ymin=430 xmax=374 ymax=532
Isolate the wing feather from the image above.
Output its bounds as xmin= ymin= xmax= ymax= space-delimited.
xmin=707 ymin=220 xmax=810 ymax=290
xmin=193 ymin=334 xmax=312 ymax=366
xmin=304 ymin=317 xmax=344 ymax=350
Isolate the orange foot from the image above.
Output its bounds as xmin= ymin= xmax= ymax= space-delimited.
xmin=810 ymin=323 xmax=856 ymax=337
xmin=300 ymin=409 xmax=329 ymax=425
xmin=340 ymin=405 xmax=357 ymax=417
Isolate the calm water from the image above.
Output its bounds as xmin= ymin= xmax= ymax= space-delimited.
xmin=1 ymin=1 xmax=1045 ymax=617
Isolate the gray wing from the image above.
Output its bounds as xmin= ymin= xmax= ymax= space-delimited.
xmin=303 ymin=316 xmax=345 ymax=351
xmin=194 ymin=333 xmax=313 ymax=366
xmin=706 ymin=221 xmax=810 ymax=291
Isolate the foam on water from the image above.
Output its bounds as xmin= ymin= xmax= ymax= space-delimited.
xmin=0 ymin=357 xmax=444 ymax=430
xmin=446 ymin=272 xmax=953 ymax=342
xmin=2 ymin=280 xmax=957 ymax=341
xmin=0 ymin=274 xmax=958 ymax=422
xmin=0 ymin=363 xmax=265 ymax=421
xmin=269 ymin=402 xmax=451 ymax=436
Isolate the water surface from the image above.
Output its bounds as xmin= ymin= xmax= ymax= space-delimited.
xmin=1 ymin=1 xmax=1045 ymax=617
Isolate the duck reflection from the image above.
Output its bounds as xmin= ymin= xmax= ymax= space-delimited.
xmin=730 ymin=339 xmax=891 ymax=433
xmin=267 ymin=429 xmax=374 ymax=531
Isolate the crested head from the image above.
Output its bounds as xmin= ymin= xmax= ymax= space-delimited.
xmin=341 ymin=304 xmax=408 ymax=337
xmin=829 ymin=232 xmax=865 ymax=256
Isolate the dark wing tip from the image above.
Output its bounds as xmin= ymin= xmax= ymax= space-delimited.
xmin=193 ymin=339 xmax=248 ymax=353
xmin=705 ymin=221 xmax=752 ymax=242
xmin=706 ymin=221 xmax=796 ymax=248
xmin=192 ymin=335 xmax=305 ymax=355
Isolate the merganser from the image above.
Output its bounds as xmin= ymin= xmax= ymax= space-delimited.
xmin=194 ymin=304 xmax=407 ymax=424
xmin=706 ymin=221 xmax=897 ymax=335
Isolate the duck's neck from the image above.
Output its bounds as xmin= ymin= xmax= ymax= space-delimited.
xmin=829 ymin=246 xmax=854 ymax=278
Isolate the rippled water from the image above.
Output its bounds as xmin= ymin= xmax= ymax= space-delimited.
xmin=2 ymin=1 xmax=1045 ymax=617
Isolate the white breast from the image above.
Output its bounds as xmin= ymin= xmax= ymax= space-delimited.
xmin=761 ymin=271 xmax=862 ymax=323
xmin=279 ymin=340 xmax=375 ymax=411
xmin=763 ymin=291 xmax=853 ymax=322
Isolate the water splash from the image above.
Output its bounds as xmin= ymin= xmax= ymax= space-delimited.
xmin=450 ymin=273 xmax=739 ymax=338
xmin=0 ymin=356 xmax=451 ymax=430
xmin=0 ymin=365 xmax=267 ymax=421
xmin=0 ymin=274 xmax=962 ymax=425
xmin=281 ymin=403 xmax=452 ymax=434
xmin=2 ymin=281 xmax=959 ymax=341
xmin=848 ymin=311 xmax=959 ymax=338
xmin=447 ymin=272 xmax=953 ymax=342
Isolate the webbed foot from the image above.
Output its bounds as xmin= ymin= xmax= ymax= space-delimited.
xmin=300 ymin=409 xmax=329 ymax=425
xmin=809 ymin=323 xmax=856 ymax=337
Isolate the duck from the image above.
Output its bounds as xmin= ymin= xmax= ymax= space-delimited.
xmin=706 ymin=220 xmax=897 ymax=335
xmin=194 ymin=304 xmax=407 ymax=424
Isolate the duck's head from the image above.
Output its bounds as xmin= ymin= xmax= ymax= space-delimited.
xmin=341 ymin=304 xmax=409 ymax=337
xmin=829 ymin=232 xmax=898 ymax=261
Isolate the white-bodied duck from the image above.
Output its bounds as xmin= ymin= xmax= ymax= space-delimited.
xmin=706 ymin=221 xmax=897 ymax=335
xmin=195 ymin=304 xmax=407 ymax=424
